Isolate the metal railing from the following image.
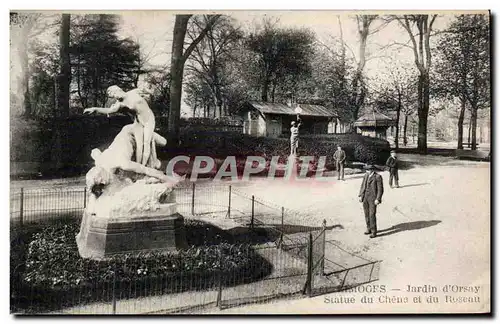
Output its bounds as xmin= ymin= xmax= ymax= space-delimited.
xmin=10 ymin=183 xmax=380 ymax=314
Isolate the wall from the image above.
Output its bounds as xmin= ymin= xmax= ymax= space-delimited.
xmin=328 ymin=119 xmax=350 ymax=134
xmin=242 ymin=110 xmax=267 ymax=137
xmin=264 ymin=114 xmax=282 ymax=138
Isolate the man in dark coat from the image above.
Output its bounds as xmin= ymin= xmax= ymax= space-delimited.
xmin=358 ymin=165 xmax=384 ymax=238
xmin=333 ymin=145 xmax=346 ymax=180
xmin=385 ymin=150 xmax=399 ymax=188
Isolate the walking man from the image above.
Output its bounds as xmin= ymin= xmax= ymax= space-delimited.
xmin=333 ymin=145 xmax=346 ymax=180
xmin=385 ymin=150 xmax=399 ymax=188
xmin=358 ymin=165 xmax=384 ymax=238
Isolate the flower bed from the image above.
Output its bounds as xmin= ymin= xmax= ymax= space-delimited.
xmin=11 ymin=219 xmax=272 ymax=313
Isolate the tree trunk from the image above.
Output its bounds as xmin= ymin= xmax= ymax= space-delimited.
xmin=403 ymin=114 xmax=408 ymax=146
xmin=261 ymin=76 xmax=269 ymax=102
xmin=457 ymin=96 xmax=466 ymax=149
xmin=417 ymin=72 xmax=429 ymax=153
xmin=270 ymin=80 xmax=277 ymax=103
xmin=168 ymin=15 xmax=191 ymax=146
xmin=471 ymin=107 xmax=478 ymax=150
xmin=19 ymin=43 xmax=31 ymax=117
xmin=57 ymin=14 xmax=71 ymax=117
xmin=468 ymin=114 xmax=472 ymax=145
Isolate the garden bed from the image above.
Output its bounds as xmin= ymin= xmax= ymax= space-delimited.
xmin=10 ymin=219 xmax=273 ymax=314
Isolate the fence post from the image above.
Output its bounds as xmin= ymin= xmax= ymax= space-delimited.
xmin=277 ymin=207 xmax=284 ymax=248
xmin=111 ymin=269 xmax=117 ymax=314
xmin=227 ymin=185 xmax=232 ymax=219
xmin=191 ymin=182 xmax=196 ymax=216
xmin=250 ymin=195 xmax=255 ymax=229
xmin=321 ymin=219 xmax=327 ymax=275
xmin=216 ymin=268 xmax=223 ymax=309
xmin=19 ymin=188 xmax=24 ymax=227
xmin=305 ymin=232 xmax=313 ymax=297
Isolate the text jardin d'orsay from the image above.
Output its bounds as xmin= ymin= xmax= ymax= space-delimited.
xmin=324 ymin=284 xmax=482 ymax=305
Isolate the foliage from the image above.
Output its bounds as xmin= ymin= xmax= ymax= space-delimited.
xmin=434 ymin=14 xmax=490 ymax=110
xmin=143 ymin=71 xmax=172 ymax=117
xmin=245 ymin=19 xmax=315 ymax=102
xmin=301 ymin=43 xmax=357 ymax=121
xmin=70 ymin=14 xmax=142 ymax=108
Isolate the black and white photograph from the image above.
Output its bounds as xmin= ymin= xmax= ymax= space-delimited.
xmin=8 ymin=9 xmax=491 ymax=315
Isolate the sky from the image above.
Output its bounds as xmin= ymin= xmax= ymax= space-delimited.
xmin=118 ymin=10 xmax=456 ymax=74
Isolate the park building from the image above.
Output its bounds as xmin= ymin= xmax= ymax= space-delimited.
xmin=241 ymin=100 xmax=350 ymax=138
xmin=354 ymin=110 xmax=397 ymax=140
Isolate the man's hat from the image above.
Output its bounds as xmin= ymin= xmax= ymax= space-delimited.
xmin=390 ymin=150 xmax=396 ymax=153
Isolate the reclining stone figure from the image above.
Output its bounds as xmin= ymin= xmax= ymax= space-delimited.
xmin=86 ymin=122 xmax=175 ymax=198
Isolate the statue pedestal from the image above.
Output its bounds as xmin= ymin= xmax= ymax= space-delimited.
xmin=76 ymin=203 xmax=187 ymax=260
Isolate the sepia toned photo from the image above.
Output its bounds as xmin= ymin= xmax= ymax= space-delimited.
xmin=9 ymin=10 xmax=491 ymax=315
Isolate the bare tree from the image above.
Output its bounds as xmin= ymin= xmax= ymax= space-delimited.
xmin=396 ymin=14 xmax=438 ymax=153
xmin=168 ymin=14 xmax=221 ymax=145
xmin=371 ymin=64 xmax=418 ymax=148
xmin=186 ymin=16 xmax=243 ymax=118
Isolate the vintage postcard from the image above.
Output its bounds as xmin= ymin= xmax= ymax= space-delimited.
xmin=9 ymin=9 xmax=491 ymax=315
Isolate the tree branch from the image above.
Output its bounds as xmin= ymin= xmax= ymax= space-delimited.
xmin=397 ymin=16 xmax=423 ymax=72
xmin=182 ymin=15 xmax=221 ymax=63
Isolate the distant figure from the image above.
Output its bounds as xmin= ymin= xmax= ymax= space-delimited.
xmin=385 ymin=150 xmax=399 ymax=188
xmin=333 ymin=145 xmax=346 ymax=180
xmin=290 ymin=118 xmax=302 ymax=156
xmin=358 ymin=165 xmax=384 ymax=238
xmin=83 ymin=85 xmax=159 ymax=169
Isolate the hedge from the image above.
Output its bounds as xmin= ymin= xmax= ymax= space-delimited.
xmin=165 ymin=131 xmax=391 ymax=166
xmin=11 ymin=116 xmax=390 ymax=178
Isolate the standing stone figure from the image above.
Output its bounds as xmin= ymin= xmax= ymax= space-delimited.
xmin=358 ymin=165 xmax=384 ymax=238
xmin=83 ymin=85 xmax=159 ymax=169
xmin=333 ymin=145 xmax=346 ymax=181
xmin=290 ymin=118 xmax=302 ymax=156
xmin=385 ymin=150 xmax=399 ymax=188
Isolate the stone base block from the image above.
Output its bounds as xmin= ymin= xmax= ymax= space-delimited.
xmin=76 ymin=203 xmax=187 ymax=260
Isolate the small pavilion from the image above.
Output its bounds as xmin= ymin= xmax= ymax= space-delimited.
xmin=354 ymin=110 xmax=396 ymax=139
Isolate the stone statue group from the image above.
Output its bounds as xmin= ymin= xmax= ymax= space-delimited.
xmin=77 ymin=86 xmax=185 ymax=259
xmin=83 ymin=85 xmax=179 ymax=196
